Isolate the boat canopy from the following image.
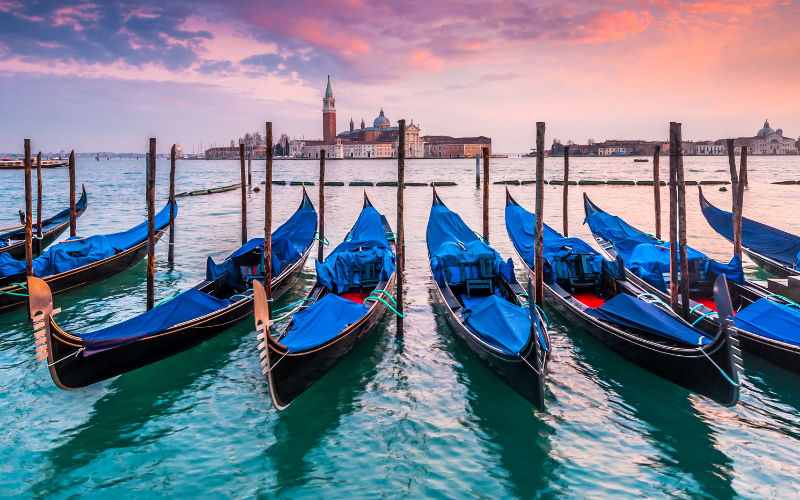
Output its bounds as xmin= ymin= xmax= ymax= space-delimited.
xmin=584 ymin=209 xmax=743 ymax=291
xmin=463 ymin=295 xmax=541 ymax=356
xmin=315 ymin=206 xmax=395 ymax=293
xmin=0 ymin=201 xmax=176 ymax=279
xmin=506 ymin=202 xmax=603 ymax=284
xmin=79 ymin=289 xmax=232 ymax=355
xmin=207 ymin=201 xmax=317 ymax=286
xmin=586 ymin=293 xmax=712 ymax=346
xmin=279 ymin=294 xmax=369 ymax=352
xmin=427 ymin=203 xmax=514 ymax=286
xmin=700 ymin=193 xmax=800 ymax=269
xmin=735 ymin=299 xmax=800 ymax=347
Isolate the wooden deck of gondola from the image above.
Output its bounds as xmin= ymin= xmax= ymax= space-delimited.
xmin=584 ymin=192 xmax=800 ymax=376
xmin=0 ymin=185 xmax=88 ymax=260
xmin=261 ymin=193 xmax=397 ymax=410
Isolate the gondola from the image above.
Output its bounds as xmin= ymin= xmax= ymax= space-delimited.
xmin=0 ymin=184 xmax=88 ymax=259
xmin=584 ymin=192 xmax=800 ymax=376
xmin=426 ymin=188 xmax=550 ymax=409
xmin=255 ymin=192 xmax=398 ymax=410
xmin=0 ymin=198 xmax=175 ymax=314
xmin=28 ymin=188 xmax=317 ymax=389
xmin=699 ymin=187 xmax=800 ymax=278
xmin=505 ymin=190 xmax=740 ymax=406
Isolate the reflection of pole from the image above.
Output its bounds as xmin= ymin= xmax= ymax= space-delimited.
xmin=24 ymin=139 xmax=32 ymax=277
xmin=535 ymin=122 xmax=545 ymax=309
xmin=482 ymin=147 xmax=489 ymax=242
xmin=146 ymin=138 xmax=156 ymax=311
xmin=475 ymin=155 xmax=480 ymax=188
xmin=397 ymin=119 xmax=405 ymax=333
xmin=733 ymin=147 xmax=748 ymax=257
xmin=318 ymin=150 xmax=326 ymax=263
xmin=168 ymin=145 xmax=176 ymax=263
xmin=264 ymin=122 xmax=273 ymax=309
xmin=669 ymin=123 xmax=679 ymax=314
xmin=563 ymin=146 xmax=569 ymax=237
xmin=240 ymin=142 xmax=247 ymax=245
xmin=653 ymin=145 xmax=662 ymax=240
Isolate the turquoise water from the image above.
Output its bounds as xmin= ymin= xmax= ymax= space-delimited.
xmin=2 ymin=156 xmax=800 ymax=498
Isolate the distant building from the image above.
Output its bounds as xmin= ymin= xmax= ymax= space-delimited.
xmin=423 ymin=136 xmax=492 ymax=158
xmin=695 ymin=141 xmax=725 ymax=155
xmin=204 ymin=145 xmax=258 ymax=158
xmin=747 ymin=120 xmax=796 ymax=154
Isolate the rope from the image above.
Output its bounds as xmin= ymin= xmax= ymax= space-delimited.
xmin=0 ymin=290 xmax=28 ymax=297
xmin=384 ymin=232 xmax=406 ymax=247
xmin=520 ymin=353 xmax=541 ymax=375
xmin=272 ymin=307 xmax=302 ymax=322
xmin=272 ymin=298 xmax=316 ymax=313
xmin=691 ymin=311 xmax=718 ymax=326
xmin=364 ymin=296 xmax=406 ymax=317
xmin=636 ymin=292 xmax=674 ymax=313
xmin=533 ymin=303 xmax=549 ymax=328
xmin=368 ymin=289 xmax=396 ymax=306
xmin=765 ymin=294 xmax=800 ymax=308
xmin=265 ymin=352 xmax=288 ymax=373
xmin=229 ymin=294 xmax=254 ymax=301
xmin=700 ymin=346 xmax=740 ymax=387
xmin=313 ymin=237 xmax=330 ymax=246
xmin=11 ymin=283 xmax=27 ymax=289
xmin=48 ymin=347 xmax=85 ymax=367
xmin=472 ymin=231 xmax=489 ymax=244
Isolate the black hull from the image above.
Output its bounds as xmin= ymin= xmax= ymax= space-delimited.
xmin=40 ymin=247 xmax=309 ymax=389
xmin=265 ymin=271 xmax=396 ymax=409
xmin=432 ymin=279 xmax=547 ymax=409
xmin=0 ymin=230 xmax=166 ymax=314
xmin=1 ymin=186 xmax=88 ymax=259
xmin=743 ymin=248 xmax=799 ymax=278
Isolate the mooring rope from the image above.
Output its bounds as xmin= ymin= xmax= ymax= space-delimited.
xmin=265 ymin=352 xmax=288 ymax=373
xmin=520 ymin=353 xmax=541 ymax=375
xmin=48 ymin=347 xmax=85 ymax=367
xmin=700 ymin=347 xmax=740 ymax=387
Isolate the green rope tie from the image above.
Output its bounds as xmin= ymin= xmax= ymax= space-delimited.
xmin=368 ymin=289 xmax=397 ymax=306
xmin=384 ymin=232 xmax=406 ymax=247
xmin=313 ymin=232 xmax=330 ymax=246
xmin=472 ymin=231 xmax=489 ymax=244
xmin=0 ymin=290 xmax=28 ymax=297
xmin=12 ymin=282 xmax=27 ymax=289
xmin=272 ymin=297 xmax=317 ymax=313
xmin=765 ymin=294 xmax=800 ymax=308
xmin=691 ymin=311 xmax=718 ymax=326
xmin=534 ymin=303 xmax=549 ymax=329
xmin=364 ymin=295 xmax=406 ymax=318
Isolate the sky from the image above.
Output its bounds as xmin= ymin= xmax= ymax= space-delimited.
xmin=1 ymin=0 xmax=799 ymax=154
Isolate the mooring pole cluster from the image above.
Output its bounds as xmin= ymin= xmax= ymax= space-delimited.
xmin=240 ymin=141 xmax=247 ymax=245
xmin=69 ymin=150 xmax=76 ymax=237
xmin=563 ymin=145 xmax=570 ymax=237
xmin=168 ymin=144 xmax=176 ymax=264
xmin=482 ymin=146 xmax=490 ymax=242
xmin=653 ymin=145 xmax=661 ymax=240
xmin=24 ymin=140 xmax=33 ymax=278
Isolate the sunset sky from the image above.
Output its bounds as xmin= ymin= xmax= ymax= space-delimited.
xmin=1 ymin=0 xmax=798 ymax=153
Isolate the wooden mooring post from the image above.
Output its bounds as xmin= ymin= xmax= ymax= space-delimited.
xmin=318 ymin=150 xmax=326 ymax=263
xmin=248 ymin=153 xmax=252 ymax=186
xmin=669 ymin=124 xmax=680 ymax=314
xmin=535 ymin=122 xmax=545 ymax=308
xmin=69 ymin=150 xmax=76 ymax=237
xmin=475 ymin=155 xmax=480 ymax=189
xmin=727 ymin=139 xmax=739 ymax=216
xmin=240 ymin=142 xmax=247 ymax=245
xmin=36 ymin=151 xmax=42 ymax=255
xmin=146 ymin=138 xmax=156 ymax=311
xmin=168 ymin=144 xmax=176 ymax=264
xmin=482 ymin=146 xmax=490 ymax=242
xmin=733 ymin=147 xmax=748 ymax=256
xmin=653 ymin=145 xmax=662 ymax=240
xmin=672 ymin=123 xmax=690 ymax=320
xmin=24 ymin=139 xmax=33 ymax=277
xmin=264 ymin=122 xmax=273 ymax=308
xmin=397 ymin=119 xmax=406 ymax=332
xmin=563 ymin=145 xmax=570 ymax=237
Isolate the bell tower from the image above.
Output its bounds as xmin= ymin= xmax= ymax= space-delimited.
xmin=322 ymin=76 xmax=336 ymax=140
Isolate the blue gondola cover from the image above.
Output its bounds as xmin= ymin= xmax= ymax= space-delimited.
xmin=701 ymin=196 xmax=800 ymax=269
xmin=462 ymin=295 xmax=540 ymax=356
xmin=315 ymin=206 xmax=395 ymax=293
xmin=586 ymin=294 xmax=712 ymax=345
xmin=735 ymin=299 xmax=800 ymax=347
xmin=0 ymin=201 xmax=176 ymax=279
xmin=278 ymin=294 xmax=369 ymax=352
xmin=79 ymin=289 xmax=232 ymax=355
xmin=0 ymin=189 xmax=88 ymax=245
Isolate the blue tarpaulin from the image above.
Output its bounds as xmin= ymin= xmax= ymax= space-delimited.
xmin=79 ymin=289 xmax=232 ymax=355
xmin=505 ymin=203 xmax=603 ymax=284
xmin=585 ymin=207 xmax=744 ymax=286
xmin=462 ymin=295 xmax=541 ymax=356
xmin=206 ymin=203 xmax=317 ymax=286
xmin=427 ymin=204 xmax=509 ymax=286
xmin=0 ymin=201 xmax=176 ymax=279
xmin=586 ymin=293 xmax=713 ymax=345
xmin=279 ymin=294 xmax=369 ymax=352
xmin=735 ymin=298 xmax=800 ymax=347
xmin=315 ymin=206 xmax=395 ymax=293
xmin=701 ymin=194 xmax=800 ymax=269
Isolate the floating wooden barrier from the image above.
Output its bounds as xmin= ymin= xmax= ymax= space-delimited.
xmin=324 ymin=181 xmax=345 ymax=186
xmin=493 ymin=180 xmax=520 ymax=185
xmin=349 ymin=181 xmax=374 ymax=186
xmin=685 ymin=181 xmax=698 ymax=186
xmin=176 ymin=183 xmax=241 ymax=197
xmin=376 ymin=181 xmax=429 ymax=187
xmin=290 ymin=181 xmax=314 ymax=186
xmin=637 ymin=180 xmax=667 ymax=186
xmin=521 ymin=180 xmax=548 ymax=185
xmin=607 ymin=180 xmax=635 ymax=186
xmin=773 ymin=180 xmax=797 ymax=185
xmin=699 ymin=180 xmax=730 ymax=185
xmin=405 ymin=182 xmax=427 ymax=187
xmin=578 ymin=180 xmax=604 ymax=185
xmin=550 ymin=180 xmax=576 ymax=185
xmin=431 ymin=181 xmax=457 ymax=186
xmin=273 ymin=180 xmax=286 ymax=185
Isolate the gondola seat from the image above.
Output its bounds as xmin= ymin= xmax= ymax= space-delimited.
xmin=348 ymin=260 xmax=382 ymax=298
xmin=460 ymin=257 xmax=496 ymax=298
xmin=553 ymin=253 xmax=601 ymax=293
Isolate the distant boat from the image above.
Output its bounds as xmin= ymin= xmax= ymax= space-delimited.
xmin=586 ymin=153 xmax=598 ymax=157
xmin=612 ymin=151 xmax=628 ymax=157
xmin=634 ymin=158 xmax=649 ymax=163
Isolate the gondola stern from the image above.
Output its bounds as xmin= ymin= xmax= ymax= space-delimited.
xmin=299 ymin=185 xmax=315 ymax=211
xmin=582 ymin=192 xmax=603 ymax=217
xmin=505 ymin=186 xmax=519 ymax=207
xmin=363 ymin=190 xmax=374 ymax=209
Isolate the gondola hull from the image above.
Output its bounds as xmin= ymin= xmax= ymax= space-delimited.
xmin=742 ymin=247 xmax=799 ymax=278
xmin=0 ymin=230 xmax=166 ymax=314
xmin=264 ymin=270 xmax=397 ymax=409
xmin=1 ymin=186 xmax=88 ymax=259
xmin=431 ymin=278 xmax=546 ymax=409
xmin=31 ymin=246 xmax=311 ymax=389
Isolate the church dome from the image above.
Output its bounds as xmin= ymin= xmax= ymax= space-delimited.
xmin=373 ymin=109 xmax=390 ymax=129
xmin=757 ymin=119 xmax=775 ymax=137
